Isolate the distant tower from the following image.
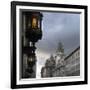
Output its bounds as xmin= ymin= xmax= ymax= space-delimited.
xmin=22 ymin=11 xmax=43 ymax=78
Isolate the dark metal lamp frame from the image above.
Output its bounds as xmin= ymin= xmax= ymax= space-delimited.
xmin=11 ymin=1 xmax=88 ymax=89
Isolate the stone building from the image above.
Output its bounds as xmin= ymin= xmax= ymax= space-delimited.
xmin=64 ymin=46 xmax=80 ymax=76
xmin=41 ymin=55 xmax=56 ymax=78
xmin=52 ymin=52 xmax=65 ymax=77
xmin=41 ymin=46 xmax=80 ymax=77
xmin=52 ymin=58 xmax=65 ymax=77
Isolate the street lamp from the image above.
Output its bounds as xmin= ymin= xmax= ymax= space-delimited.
xmin=25 ymin=12 xmax=42 ymax=43
xmin=23 ymin=12 xmax=43 ymax=78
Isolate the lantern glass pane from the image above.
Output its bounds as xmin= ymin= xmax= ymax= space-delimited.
xmin=32 ymin=18 xmax=37 ymax=28
xmin=38 ymin=20 xmax=40 ymax=28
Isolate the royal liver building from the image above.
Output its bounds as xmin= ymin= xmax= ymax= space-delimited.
xmin=41 ymin=46 xmax=80 ymax=77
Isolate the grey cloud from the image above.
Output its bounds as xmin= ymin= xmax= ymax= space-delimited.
xmin=36 ymin=12 xmax=80 ymax=56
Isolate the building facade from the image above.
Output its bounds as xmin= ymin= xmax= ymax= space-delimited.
xmin=41 ymin=46 xmax=80 ymax=77
xmin=41 ymin=55 xmax=56 ymax=78
xmin=52 ymin=52 xmax=65 ymax=77
xmin=64 ymin=46 xmax=80 ymax=76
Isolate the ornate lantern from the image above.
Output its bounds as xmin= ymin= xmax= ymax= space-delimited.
xmin=25 ymin=12 xmax=43 ymax=42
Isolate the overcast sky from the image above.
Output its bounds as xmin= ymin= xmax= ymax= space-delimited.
xmin=36 ymin=12 xmax=80 ymax=78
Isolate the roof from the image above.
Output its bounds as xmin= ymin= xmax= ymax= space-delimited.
xmin=65 ymin=46 xmax=80 ymax=60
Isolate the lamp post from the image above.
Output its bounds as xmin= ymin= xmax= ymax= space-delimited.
xmin=22 ymin=12 xmax=43 ymax=78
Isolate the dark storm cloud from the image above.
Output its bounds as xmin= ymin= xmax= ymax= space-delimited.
xmin=36 ymin=12 xmax=80 ymax=55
